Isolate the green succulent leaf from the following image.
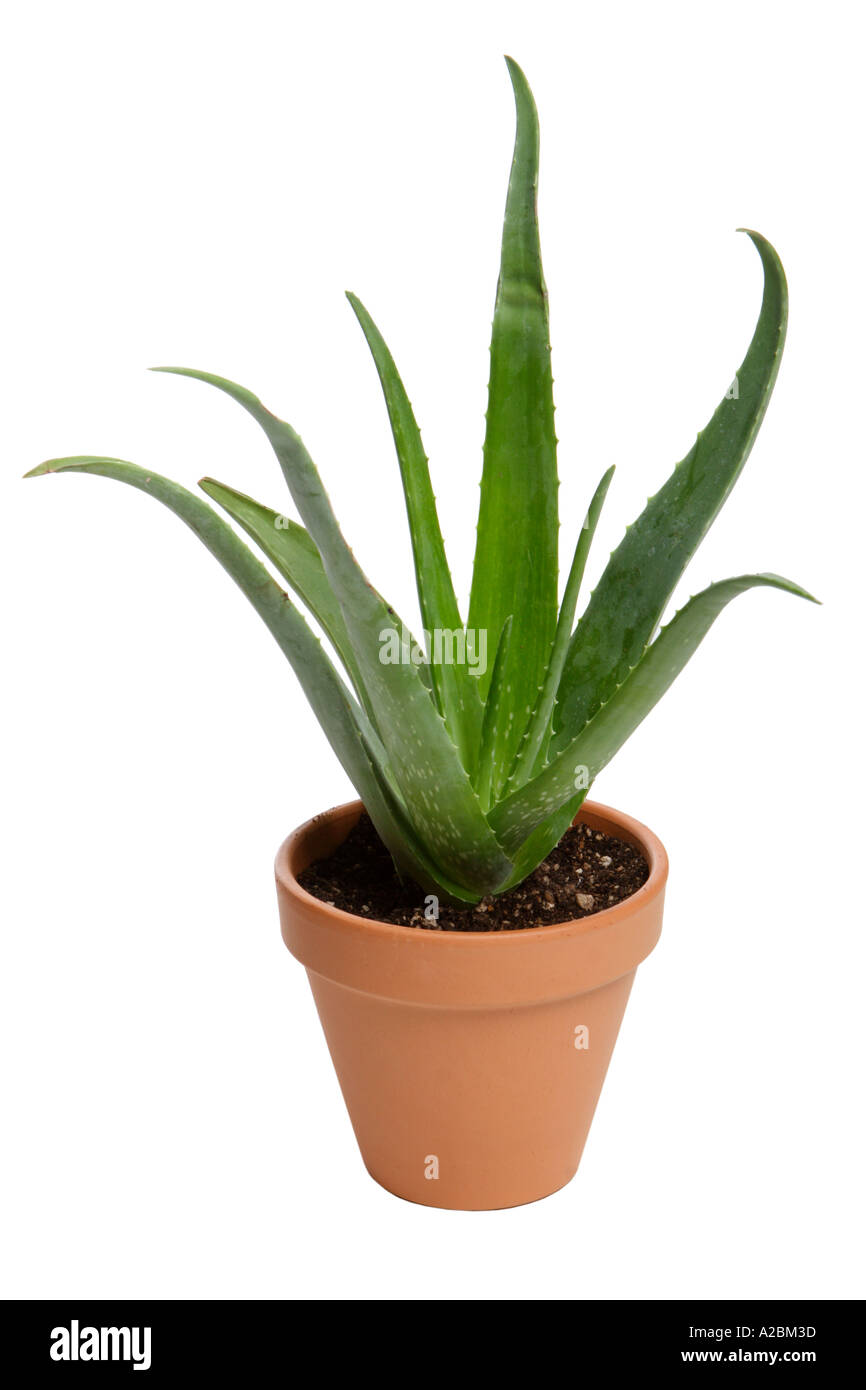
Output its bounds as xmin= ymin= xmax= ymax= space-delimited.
xmin=23 ymin=455 xmax=477 ymax=901
xmin=475 ymin=616 xmax=514 ymax=812
xmin=552 ymin=231 xmax=788 ymax=755
xmin=346 ymin=292 xmax=483 ymax=772
xmin=508 ymin=465 xmax=615 ymax=791
xmin=497 ymin=793 xmax=589 ymax=893
xmin=467 ymin=55 xmax=559 ymax=772
xmin=492 ymin=572 xmax=818 ymax=855
xmin=199 ymin=476 xmax=376 ymax=719
xmin=152 ymin=368 xmax=514 ymax=895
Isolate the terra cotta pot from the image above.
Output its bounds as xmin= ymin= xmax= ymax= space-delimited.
xmin=275 ymin=798 xmax=667 ymax=1210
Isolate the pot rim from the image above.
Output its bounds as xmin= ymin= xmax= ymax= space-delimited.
xmin=275 ymin=797 xmax=668 ymax=944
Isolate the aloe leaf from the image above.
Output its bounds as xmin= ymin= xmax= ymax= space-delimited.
xmin=152 ymin=368 xmax=514 ymax=895
xmin=491 ymin=572 xmax=818 ymax=855
xmin=508 ymin=466 xmax=615 ymax=791
xmin=198 ymin=476 xmax=379 ymax=723
xmin=552 ymin=231 xmax=788 ymax=755
xmin=24 ymin=454 xmax=480 ymax=903
xmin=345 ymin=292 xmax=483 ymax=771
xmin=497 ymin=794 xmax=589 ymax=893
xmin=475 ymin=616 xmax=514 ymax=812
xmin=467 ymin=55 xmax=559 ymax=770
xmin=200 ymin=474 xmax=433 ymax=695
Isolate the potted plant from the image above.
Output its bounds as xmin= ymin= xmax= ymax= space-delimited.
xmin=26 ymin=58 xmax=815 ymax=1210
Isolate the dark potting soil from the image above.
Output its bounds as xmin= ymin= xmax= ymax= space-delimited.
xmin=298 ymin=812 xmax=650 ymax=931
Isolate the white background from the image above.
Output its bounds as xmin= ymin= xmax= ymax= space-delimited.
xmin=2 ymin=0 xmax=863 ymax=1300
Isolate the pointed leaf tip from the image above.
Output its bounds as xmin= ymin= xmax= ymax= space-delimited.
xmin=25 ymin=456 xmax=121 ymax=478
xmin=735 ymin=228 xmax=786 ymax=284
xmin=772 ymin=575 xmax=821 ymax=605
xmin=503 ymin=56 xmax=535 ymax=112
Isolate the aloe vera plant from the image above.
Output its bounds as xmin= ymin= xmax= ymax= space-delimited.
xmin=26 ymin=58 xmax=816 ymax=906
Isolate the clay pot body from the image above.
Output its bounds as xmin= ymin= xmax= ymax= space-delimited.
xmin=275 ymin=799 xmax=667 ymax=1210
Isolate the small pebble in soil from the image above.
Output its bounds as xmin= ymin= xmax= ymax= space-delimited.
xmin=298 ymin=812 xmax=650 ymax=932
